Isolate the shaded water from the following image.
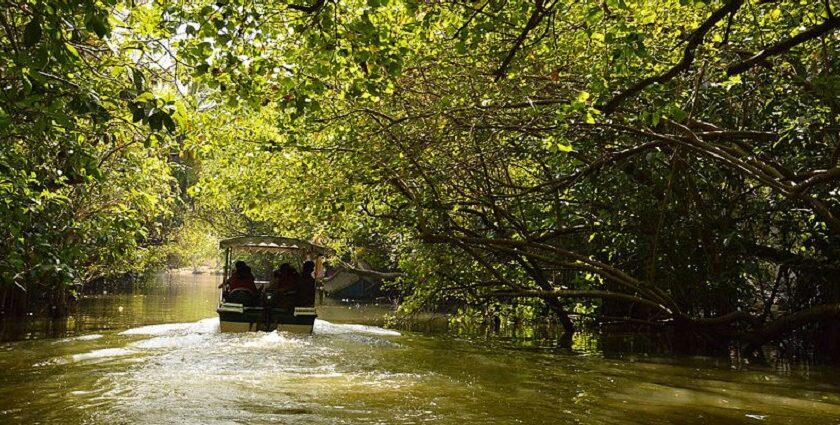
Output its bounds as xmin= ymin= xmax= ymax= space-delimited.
xmin=1 ymin=274 xmax=839 ymax=424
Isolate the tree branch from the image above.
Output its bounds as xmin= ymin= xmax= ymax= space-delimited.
xmin=288 ymin=0 xmax=326 ymax=14
xmin=791 ymin=167 xmax=840 ymax=195
xmin=494 ymin=0 xmax=554 ymax=81
xmin=727 ymin=15 xmax=840 ymax=75
xmin=493 ymin=289 xmax=673 ymax=315
xmin=743 ymin=303 xmax=840 ymax=343
xmin=600 ymin=0 xmax=745 ymax=114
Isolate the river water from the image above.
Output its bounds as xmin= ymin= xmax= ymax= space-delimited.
xmin=1 ymin=274 xmax=839 ymax=425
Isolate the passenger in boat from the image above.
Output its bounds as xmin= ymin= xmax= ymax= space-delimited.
xmin=269 ymin=263 xmax=294 ymax=292
xmin=226 ymin=261 xmax=257 ymax=292
xmin=295 ymin=260 xmax=317 ymax=307
xmin=220 ymin=261 xmax=258 ymax=306
xmin=267 ymin=263 xmax=297 ymax=309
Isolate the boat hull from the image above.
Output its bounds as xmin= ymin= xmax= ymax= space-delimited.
xmin=217 ymin=304 xmax=317 ymax=334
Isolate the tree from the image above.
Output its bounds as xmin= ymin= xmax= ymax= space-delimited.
xmin=0 ymin=0 xmax=183 ymax=315
xmin=169 ymin=0 xmax=840 ymax=354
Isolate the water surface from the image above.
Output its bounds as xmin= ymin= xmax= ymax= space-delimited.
xmin=1 ymin=273 xmax=839 ymax=424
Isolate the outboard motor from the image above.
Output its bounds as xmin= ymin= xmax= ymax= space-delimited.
xmin=262 ymin=290 xmax=278 ymax=331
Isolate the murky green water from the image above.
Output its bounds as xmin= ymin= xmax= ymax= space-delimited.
xmin=1 ymin=274 xmax=839 ymax=424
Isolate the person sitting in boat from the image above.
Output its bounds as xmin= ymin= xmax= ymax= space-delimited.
xmin=266 ymin=263 xmax=298 ymax=310
xmin=221 ymin=261 xmax=257 ymax=292
xmin=294 ymin=260 xmax=317 ymax=307
xmin=220 ymin=261 xmax=259 ymax=306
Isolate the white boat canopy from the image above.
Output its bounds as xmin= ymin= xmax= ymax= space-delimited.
xmin=219 ymin=236 xmax=334 ymax=257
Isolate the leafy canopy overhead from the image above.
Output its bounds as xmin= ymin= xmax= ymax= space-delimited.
xmin=171 ymin=0 xmax=840 ymax=344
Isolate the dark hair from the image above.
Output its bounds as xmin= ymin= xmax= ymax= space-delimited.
xmin=234 ymin=261 xmax=251 ymax=279
xmin=302 ymin=260 xmax=315 ymax=275
xmin=278 ymin=263 xmax=292 ymax=274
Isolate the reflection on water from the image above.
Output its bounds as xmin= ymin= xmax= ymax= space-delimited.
xmin=0 ymin=273 xmax=223 ymax=342
xmin=1 ymin=273 xmax=840 ymax=424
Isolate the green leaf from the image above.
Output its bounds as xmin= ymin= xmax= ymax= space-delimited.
xmin=87 ymin=14 xmax=110 ymax=38
xmin=24 ymin=19 xmax=42 ymax=47
xmin=132 ymin=68 xmax=145 ymax=92
xmin=162 ymin=113 xmax=176 ymax=133
xmin=0 ymin=108 xmax=9 ymax=130
xmin=131 ymin=103 xmax=144 ymax=122
xmin=606 ymin=0 xmax=628 ymax=9
xmin=586 ymin=7 xmax=604 ymax=25
xmin=577 ymin=91 xmax=591 ymax=102
xmin=65 ymin=43 xmax=81 ymax=60
xmin=455 ymin=40 xmax=467 ymax=54
xmin=668 ymin=106 xmax=687 ymax=122
xmin=136 ymin=92 xmax=156 ymax=102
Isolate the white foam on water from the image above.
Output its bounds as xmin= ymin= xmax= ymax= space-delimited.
xmin=53 ymin=334 xmax=104 ymax=344
xmin=119 ymin=322 xmax=195 ymax=336
xmin=33 ymin=357 xmax=68 ymax=367
xmin=241 ymin=330 xmax=311 ymax=348
xmin=300 ymin=372 xmax=344 ymax=379
xmin=313 ymin=319 xmax=401 ymax=336
xmin=120 ymin=317 xmax=218 ymax=336
xmin=71 ymin=347 xmax=135 ymax=362
xmin=130 ymin=333 xmax=208 ymax=349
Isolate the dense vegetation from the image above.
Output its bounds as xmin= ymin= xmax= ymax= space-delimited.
xmin=0 ymin=0 xmax=192 ymax=315
xmin=2 ymin=0 xmax=839 ymax=355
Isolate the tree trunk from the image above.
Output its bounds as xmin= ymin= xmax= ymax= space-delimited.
xmin=545 ymin=297 xmax=575 ymax=334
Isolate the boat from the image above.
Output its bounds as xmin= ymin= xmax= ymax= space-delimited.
xmin=322 ymin=269 xmax=386 ymax=299
xmin=216 ymin=236 xmax=334 ymax=333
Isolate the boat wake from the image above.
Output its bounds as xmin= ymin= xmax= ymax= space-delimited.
xmin=28 ymin=317 xmax=420 ymax=424
xmin=119 ymin=317 xmax=219 ymax=336
xmin=52 ymin=334 xmax=104 ymax=344
xmin=57 ymin=318 xmax=401 ymax=366
xmin=66 ymin=317 xmax=411 ymax=424
xmin=314 ymin=320 xmax=401 ymax=336
xmin=71 ymin=348 xmax=135 ymax=363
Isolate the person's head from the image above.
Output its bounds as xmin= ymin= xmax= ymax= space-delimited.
xmin=234 ymin=261 xmax=250 ymax=278
xmin=234 ymin=260 xmax=247 ymax=272
xmin=302 ymin=260 xmax=315 ymax=276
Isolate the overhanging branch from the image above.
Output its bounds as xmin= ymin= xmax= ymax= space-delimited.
xmin=727 ymin=15 xmax=840 ymax=75
xmin=288 ymin=0 xmax=327 ymax=14
xmin=600 ymin=0 xmax=745 ymax=114
xmin=494 ymin=0 xmax=555 ymax=81
xmin=492 ymin=289 xmax=673 ymax=315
